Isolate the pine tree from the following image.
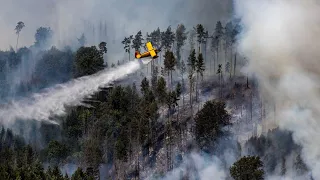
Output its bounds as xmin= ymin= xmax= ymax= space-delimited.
xmin=176 ymin=24 xmax=188 ymax=67
xmin=217 ymin=64 xmax=223 ymax=98
xmin=281 ymin=156 xmax=286 ymax=176
xmin=211 ymin=35 xmax=219 ymax=73
xmin=196 ymin=53 xmax=205 ymax=80
xmin=194 ymin=24 xmax=205 ymax=55
xmin=132 ymin=30 xmax=144 ymax=51
xmin=179 ymin=60 xmax=186 ymax=109
xmin=214 ymin=21 xmax=224 ymax=72
xmin=225 ymin=21 xmax=234 ymax=77
xmin=122 ymin=35 xmax=133 ymax=61
xmin=156 ymin=77 xmax=167 ymax=104
xmin=187 ymin=49 xmax=196 ymax=116
xmin=161 ymin=26 xmax=175 ymax=51
xmin=195 ymin=53 xmax=205 ymax=102
xmin=140 ymin=77 xmax=150 ymax=95
xmin=230 ymin=156 xmax=264 ymax=180
xmin=163 ymin=51 xmax=176 ymax=89
xmin=98 ymin=41 xmax=107 ymax=54
xmin=78 ymin=33 xmax=86 ymax=47
xmin=15 ymin=21 xmax=25 ymax=51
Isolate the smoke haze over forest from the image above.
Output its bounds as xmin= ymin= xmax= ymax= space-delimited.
xmin=1 ymin=0 xmax=318 ymax=179
xmin=0 ymin=0 xmax=232 ymax=51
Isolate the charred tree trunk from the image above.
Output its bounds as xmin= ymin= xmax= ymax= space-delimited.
xmin=16 ymin=33 xmax=20 ymax=51
xmin=251 ymin=90 xmax=253 ymax=123
xmin=274 ymin=102 xmax=276 ymax=122
xmin=216 ymin=48 xmax=219 ymax=73
xmin=171 ymin=70 xmax=173 ymax=90
xmin=196 ymin=73 xmax=199 ymax=102
xmin=182 ymin=78 xmax=185 ymax=109
xmin=166 ymin=108 xmax=173 ymax=171
xmin=233 ymin=53 xmax=237 ymax=77
xmin=189 ymin=78 xmax=193 ymax=117
xmin=246 ymin=74 xmax=249 ymax=88
xmin=210 ymin=52 xmax=213 ymax=75
xmin=230 ymin=47 xmax=233 ymax=79
xmin=225 ymin=45 xmax=227 ymax=69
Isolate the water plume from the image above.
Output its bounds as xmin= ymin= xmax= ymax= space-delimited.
xmin=0 ymin=61 xmax=140 ymax=126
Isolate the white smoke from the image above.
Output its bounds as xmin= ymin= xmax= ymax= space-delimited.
xmin=151 ymin=153 xmax=226 ymax=180
xmin=0 ymin=0 xmax=232 ymax=51
xmin=234 ymin=0 xmax=320 ymax=178
xmin=0 ymin=61 xmax=140 ymax=126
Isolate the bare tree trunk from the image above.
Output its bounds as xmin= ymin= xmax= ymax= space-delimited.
xmin=210 ymin=52 xmax=213 ymax=75
xmin=196 ymin=73 xmax=198 ymax=102
xmin=99 ymin=21 xmax=102 ymax=40
xmin=216 ymin=48 xmax=219 ymax=73
xmin=167 ymin=71 xmax=170 ymax=90
xmin=147 ymin=64 xmax=149 ymax=75
xmin=129 ymin=124 xmax=132 ymax=162
xmin=274 ymin=102 xmax=276 ymax=122
xmin=230 ymin=47 xmax=233 ymax=79
xmin=219 ymin=73 xmax=222 ymax=99
xmin=182 ymin=77 xmax=185 ymax=109
xmin=241 ymin=104 xmax=243 ymax=117
xmin=166 ymin=109 xmax=172 ymax=171
xmin=247 ymin=74 xmax=249 ymax=88
xmin=104 ymin=21 xmax=107 ymax=39
xmin=129 ymin=51 xmax=131 ymax=62
xmin=225 ymin=45 xmax=227 ymax=68
xmin=16 ymin=33 xmax=20 ymax=51
xmin=204 ymin=42 xmax=207 ymax=63
xmin=92 ymin=25 xmax=95 ymax=44
xmin=137 ymin=120 xmax=141 ymax=180
xmin=171 ymin=70 xmax=173 ymax=90
xmin=251 ymin=90 xmax=253 ymax=123
xmin=233 ymin=53 xmax=237 ymax=77
xmin=189 ymin=79 xmax=193 ymax=117
xmin=259 ymin=94 xmax=262 ymax=122
xmin=160 ymin=52 xmax=162 ymax=66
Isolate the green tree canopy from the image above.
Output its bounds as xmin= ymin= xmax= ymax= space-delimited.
xmin=122 ymin=35 xmax=133 ymax=60
xmin=195 ymin=24 xmax=205 ymax=45
xmin=46 ymin=140 xmax=69 ymax=165
xmin=187 ymin=49 xmax=196 ymax=72
xmin=78 ymin=33 xmax=86 ymax=47
xmin=163 ymin=51 xmax=176 ymax=73
xmin=195 ymin=100 xmax=231 ymax=151
xmin=74 ymin=46 xmax=104 ymax=77
xmin=161 ymin=26 xmax=175 ymax=51
xmin=132 ymin=30 xmax=144 ymax=51
xmin=140 ymin=77 xmax=150 ymax=95
xmin=156 ymin=77 xmax=167 ymax=104
xmin=147 ymin=28 xmax=161 ymax=48
xmin=196 ymin=53 xmax=205 ymax=78
xmin=34 ymin=27 xmax=53 ymax=48
xmin=98 ymin=42 xmax=107 ymax=54
xmin=230 ymin=156 xmax=264 ymax=180
xmin=176 ymin=24 xmax=188 ymax=64
xmin=15 ymin=21 xmax=25 ymax=34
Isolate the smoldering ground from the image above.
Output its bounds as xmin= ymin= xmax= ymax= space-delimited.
xmin=234 ymin=0 xmax=320 ymax=178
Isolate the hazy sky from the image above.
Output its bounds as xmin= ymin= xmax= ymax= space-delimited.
xmin=0 ymin=0 xmax=233 ymax=50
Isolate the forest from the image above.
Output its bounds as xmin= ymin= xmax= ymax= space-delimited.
xmin=0 ymin=18 xmax=312 ymax=180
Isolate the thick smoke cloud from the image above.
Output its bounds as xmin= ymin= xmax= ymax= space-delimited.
xmin=234 ymin=0 xmax=320 ymax=178
xmin=153 ymin=153 xmax=226 ymax=180
xmin=0 ymin=0 xmax=232 ymax=51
